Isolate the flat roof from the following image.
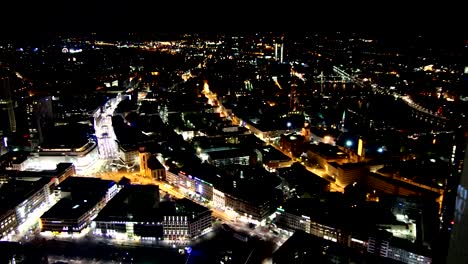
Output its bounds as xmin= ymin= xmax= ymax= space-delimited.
xmin=281 ymin=195 xmax=402 ymax=230
xmin=0 ymin=151 xmax=29 ymax=165
xmin=307 ymin=143 xmax=348 ymax=159
xmin=41 ymin=197 xmax=100 ymax=220
xmin=175 ymin=198 xmax=210 ymax=216
xmin=0 ymin=163 xmax=74 ymax=179
xmin=0 ymin=177 xmax=52 ymax=216
xmin=57 ymin=177 xmax=115 ymax=198
xmin=259 ymin=145 xmax=291 ymax=162
xmin=181 ymin=164 xmax=282 ymax=205
xmin=207 ymin=148 xmax=253 ymax=160
xmin=95 ymin=185 xmax=162 ymax=222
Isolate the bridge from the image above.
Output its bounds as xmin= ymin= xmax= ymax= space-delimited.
xmin=333 ymin=66 xmax=450 ymax=128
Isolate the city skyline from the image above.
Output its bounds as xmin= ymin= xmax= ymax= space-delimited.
xmin=0 ymin=31 xmax=466 ymax=264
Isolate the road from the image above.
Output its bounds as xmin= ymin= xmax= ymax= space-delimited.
xmin=202 ymin=81 xmax=344 ymax=193
xmin=88 ymin=170 xmax=290 ymax=249
xmin=94 ymin=95 xmax=123 ymax=160
xmin=333 ymin=66 xmax=448 ymax=121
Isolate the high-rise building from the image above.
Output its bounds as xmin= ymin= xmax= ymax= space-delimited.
xmin=24 ymin=96 xmax=54 ymax=146
xmin=274 ymin=43 xmax=284 ymax=63
xmin=446 ymin=128 xmax=468 ymax=264
xmin=0 ymin=75 xmax=16 ymax=136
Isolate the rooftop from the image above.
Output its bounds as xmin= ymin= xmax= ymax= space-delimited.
xmin=147 ymin=155 xmax=165 ymax=170
xmin=174 ymin=198 xmax=210 ymax=216
xmin=206 ymin=147 xmax=254 ymax=161
xmin=94 ymin=184 xmax=161 ymax=222
xmin=0 ymin=163 xmax=74 ymax=179
xmin=40 ymin=197 xmax=100 ymax=220
xmin=258 ymin=145 xmax=290 ymax=162
xmin=0 ymin=177 xmax=52 ymax=216
xmin=56 ymin=177 xmax=115 ymax=200
xmin=307 ymin=142 xmax=348 ymax=160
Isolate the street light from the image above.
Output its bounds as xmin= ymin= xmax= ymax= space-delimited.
xmin=345 ymin=140 xmax=353 ymax=147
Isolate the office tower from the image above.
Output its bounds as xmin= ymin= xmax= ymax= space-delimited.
xmin=24 ymin=96 xmax=54 ymax=145
xmin=0 ymin=75 xmax=16 ymax=136
xmin=274 ymin=42 xmax=284 ymax=63
xmin=446 ymin=128 xmax=468 ymax=264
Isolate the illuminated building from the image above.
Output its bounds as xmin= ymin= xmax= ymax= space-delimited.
xmin=273 ymin=231 xmax=356 ymax=264
xmin=279 ymin=133 xmax=305 ymax=157
xmin=163 ymin=198 xmax=212 ymax=240
xmin=93 ymin=185 xmax=212 ymax=241
xmin=327 ymin=162 xmax=368 ymax=188
xmin=168 ymin=165 xmax=282 ymax=222
xmin=306 ymin=143 xmax=349 ymax=171
xmin=357 ymin=138 xmax=366 ymax=161
xmin=274 ymin=43 xmax=284 ymax=63
xmin=0 ymin=75 xmax=16 ymax=136
xmin=275 ymin=196 xmax=432 ymax=264
xmin=204 ymin=148 xmax=254 ymax=167
xmin=0 ymin=151 xmax=29 ymax=171
xmin=118 ymin=144 xmax=139 ymax=165
xmin=40 ymin=177 xmax=117 ymax=235
xmin=300 ymin=122 xmax=311 ymax=142
xmin=139 ymin=152 xmax=165 ymax=179
xmin=139 ymin=152 xmax=151 ymax=176
xmin=0 ymin=177 xmax=56 ymax=240
xmin=24 ymin=96 xmax=54 ymax=146
xmin=447 ymin=130 xmax=468 ymax=264
xmin=28 ymin=139 xmax=99 ymax=174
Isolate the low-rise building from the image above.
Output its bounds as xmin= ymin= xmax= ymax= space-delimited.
xmin=275 ymin=195 xmax=432 ymax=264
xmin=40 ymin=177 xmax=118 ymax=234
xmin=29 ymin=139 xmax=99 ymax=174
xmin=93 ymin=185 xmax=212 ymax=242
xmin=118 ymin=144 xmax=139 ymax=165
xmin=170 ymin=164 xmax=282 ymax=222
xmin=307 ymin=143 xmax=349 ymax=170
xmin=0 ymin=177 xmax=56 ymax=240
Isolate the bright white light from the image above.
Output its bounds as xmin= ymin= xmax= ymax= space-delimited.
xmin=69 ymin=48 xmax=83 ymax=54
xmin=377 ymin=147 xmax=384 ymax=153
xmin=346 ymin=140 xmax=353 ymax=147
xmin=286 ymin=122 xmax=292 ymax=128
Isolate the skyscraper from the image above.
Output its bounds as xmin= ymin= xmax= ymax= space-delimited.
xmin=274 ymin=43 xmax=284 ymax=63
xmin=0 ymin=75 xmax=16 ymax=136
xmin=446 ymin=128 xmax=468 ymax=264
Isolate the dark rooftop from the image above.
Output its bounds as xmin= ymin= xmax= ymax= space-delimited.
xmin=40 ymin=196 xmax=100 ymax=220
xmin=56 ymin=177 xmax=115 ymax=200
xmin=95 ymin=184 xmax=161 ymax=222
xmin=0 ymin=151 xmax=29 ymax=167
xmin=206 ymin=147 xmax=253 ymax=160
xmin=258 ymin=145 xmax=291 ymax=162
xmin=273 ymin=230 xmax=357 ymax=264
xmin=279 ymin=194 xmax=402 ymax=232
xmin=147 ymin=155 xmax=165 ymax=170
xmin=174 ymin=198 xmax=210 ymax=216
xmin=307 ymin=142 xmax=348 ymax=159
xmin=0 ymin=177 xmax=52 ymax=216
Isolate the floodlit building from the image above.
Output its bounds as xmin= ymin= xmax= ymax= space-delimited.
xmin=139 ymin=152 xmax=165 ymax=180
xmin=40 ymin=177 xmax=117 ymax=235
xmin=0 ymin=177 xmax=56 ymax=240
xmin=93 ymin=185 xmax=212 ymax=242
xmin=28 ymin=139 xmax=99 ymax=174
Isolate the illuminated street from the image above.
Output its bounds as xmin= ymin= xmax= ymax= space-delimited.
xmin=202 ymin=80 xmax=344 ymax=193
xmin=0 ymin=32 xmax=464 ymax=264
